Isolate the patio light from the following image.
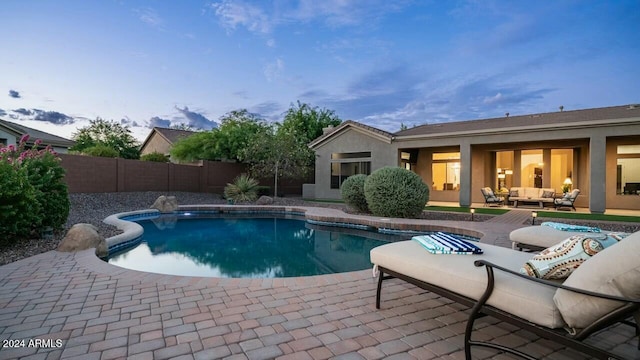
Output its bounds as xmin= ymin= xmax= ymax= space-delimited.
xmin=470 ymin=208 xmax=475 ymax=221
xmin=531 ymin=211 xmax=538 ymax=225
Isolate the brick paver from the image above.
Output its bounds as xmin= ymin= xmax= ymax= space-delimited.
xmin=1 ymin=208 xmax=638 ymax=359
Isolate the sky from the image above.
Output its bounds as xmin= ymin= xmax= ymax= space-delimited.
xmin=1 ymin=0 xmax=639 ymax=142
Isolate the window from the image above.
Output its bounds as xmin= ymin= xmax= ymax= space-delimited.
xmin=617 ymin=145 xmax=640 ymax=195
xmin=521 ymin=150 xmax=543 ymax=188
xmin=330 ymin=152 xmax=372 ymax=189
xmin=0 ymin=138 xmax=7 ymax=146
xmin=432 ymin=152 xmax=460 ymax=191
xmin=551 ymin=149 xmax=574 ymax=193
xmin=496 ymin=151 xmax=514 ymax=190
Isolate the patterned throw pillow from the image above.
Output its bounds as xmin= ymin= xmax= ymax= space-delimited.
xmin=509 ymin=190 xmax=519 ymax=197
xmin=520 ymin=235 xmax=607 ymax=280
xmin=542 ymin=190 xmax=555 ymax=198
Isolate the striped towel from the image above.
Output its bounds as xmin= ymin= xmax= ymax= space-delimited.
xmin=412 ymin=232 xmax=483 ymax=255
xmin=541 ymin=222 xmax=601 ymax=233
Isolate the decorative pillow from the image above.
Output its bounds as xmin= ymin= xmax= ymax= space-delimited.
xmin=540 ymin=222 xmax=600 ymax=233
xmin=520 ymin=235 xmax=606 ymax=280
xmin=509 ymin=190 xmax=519 ymax=197
xmin=542 ymin=190 xmax=555 ymax=198
xmin=554 ymin=231 xmax=640 ymax=331
xmin=598 ymin=232 xmax=630 ymax=248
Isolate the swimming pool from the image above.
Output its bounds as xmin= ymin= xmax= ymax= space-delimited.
xmin=107 ymin=213 xmax=411 ymax=278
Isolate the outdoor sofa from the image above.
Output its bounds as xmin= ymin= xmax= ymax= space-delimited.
xmin=371 ymin=231 xmax=640 ymax=359
xmin=508 ymin=186 xmax=556 ymax=208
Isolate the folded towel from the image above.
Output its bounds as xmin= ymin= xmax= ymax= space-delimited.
xmin=541 ymin=222 xmax=601 ymax=233
xmin=413 ymin=232 xmax=483 ymax=255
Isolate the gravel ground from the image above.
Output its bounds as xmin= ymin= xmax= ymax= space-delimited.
xmin=0 ymin=192 xmax=638 ymax=266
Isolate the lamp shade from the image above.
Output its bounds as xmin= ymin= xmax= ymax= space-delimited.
xmin=563 ymin=177 xmax=573 ymax=185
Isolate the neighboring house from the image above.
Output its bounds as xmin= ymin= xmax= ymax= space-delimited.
xmin=308 ymin=104 xmax=640 ymax=213
xmin=0 ymin=119 xmax=75 ymax=153
xmin=140 ymin=127 xmax=196 ymax=162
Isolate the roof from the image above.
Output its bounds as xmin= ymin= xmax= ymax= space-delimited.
xmin=0 ymin=119 xmax=75 ymax=148
xmin=140 ymin=127 xmax=196 ymax=150
xmin=394 ymin=104 xmax=640 ymax=137
xmin=308 ymin=120 xmax=395 ymax=149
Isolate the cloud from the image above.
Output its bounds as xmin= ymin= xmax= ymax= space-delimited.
xmin=33 ymin=110 xmax=74 ymax=125
xmin=9 ymin=90 xmax=20 ymax=98
xmin=263 ymin=58 xmax=284 ymax=82
xmin=211 ymin=0 xmax=271 ymax=33
xmin=13 ymin=108 xmax=32 ymax=116
xmin=249 ymin=101 xmax=283 ymax=121
xmin=120 ymin=117 xmax=140 ymax=127
xmin=174 ymin=106 xmax=218 ymax=129
xmin=148 ymin=116 xmax=171 ymax=128
xmin=0 ymin=109 xmax=6 ymax=116
xmin=209 ymin=0 xmax=412 ymax=35
xmin=135 ymin=7 xmax=163 ymax=29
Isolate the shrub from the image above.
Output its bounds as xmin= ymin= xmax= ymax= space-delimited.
xmin=364 ymin=166 xmax=429 ymax=218
xmin=224 ymin=174 xmax=259 ymax=203
xmin=0 ymin=135 xmax=69 ymax=238
xmin=140 ymin=152 xmax=170 ymax=162
xmin=83 ymin=144 xmax=119 ymax=157
xmin=256 ymin=186 xmax=271 ymax=197
xmin=341 ymin=174 xmax=369 ymax=213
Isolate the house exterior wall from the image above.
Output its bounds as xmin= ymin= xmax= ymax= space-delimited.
xmin=311 ymin=114 xmax=640 ymax=212
xmin=314 ymin=128 xmax=395 ymax=200
xmin=140 ymin=134 xmax=171 ymax=156
xmin=0 ymin=129 xmax=15 ymax=146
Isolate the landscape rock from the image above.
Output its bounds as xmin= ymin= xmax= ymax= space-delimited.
xmin=150 ymin=195 xmax=178 ymax=213
xmin=57 ymin=223 xmax=108 ymax=258
xmin=256 ymin=195 xmax=274 ymax=205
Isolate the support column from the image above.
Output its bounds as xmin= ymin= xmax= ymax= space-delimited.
xmin=543 ymin=149 xmax=551 ymax=188
xmin=459 ymin=141 xmax=472 ymax=207
xmin=589 ymin=135 xmax=606 ymax=213
xmin=513 ymin=150 xmax=522 ymax=186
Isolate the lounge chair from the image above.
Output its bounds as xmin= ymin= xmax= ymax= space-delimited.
xmin=480 ymin=187 xmax=504 ymax=207
xmin=371 ymin=231 xmax=640 ymax=360
xmin=510 ymin=223 xmax=610 ymax=251
xmin=554 ymin=189 xmax=580 ymax=211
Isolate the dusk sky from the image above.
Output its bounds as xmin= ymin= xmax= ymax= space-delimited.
xmin=1 ymin=0 xmax=639 ymax=141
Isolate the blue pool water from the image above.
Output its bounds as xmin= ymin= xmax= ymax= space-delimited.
xmin=107 ymin=213 xmax=411 ymax=278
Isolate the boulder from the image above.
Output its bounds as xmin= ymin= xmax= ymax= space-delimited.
xmin=150 ymin=195 xmax=178 ymax=213
xmin=256 ymin=195 xmax=274 ymax=205
xmin=58 ymin=223 xmax=108 ymax=258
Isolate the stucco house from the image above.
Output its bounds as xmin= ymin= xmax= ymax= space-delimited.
xmin=308 ymin=104 xmax=640 ymax=213
xmin=0 ymin=119 xmax=75 ymax=153
xmin=140 ymin=127 xmax=195 ymax=162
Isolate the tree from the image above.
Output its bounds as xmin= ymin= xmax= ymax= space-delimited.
xmin=279 ymin=101 xmax=341 ymax=143
xmin=170 ymin=109 xmax=270 ymax=162
xmin=70 ymin=118 xmax=141 ymax=159
xmin=241 ymin=128 xmax=314 ymax=197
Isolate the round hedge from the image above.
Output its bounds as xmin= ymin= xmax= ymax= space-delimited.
xmin=341 ymin=174 xmax=369 ymax=213
xmin=364 ymin=166 xmax=429 ymax=218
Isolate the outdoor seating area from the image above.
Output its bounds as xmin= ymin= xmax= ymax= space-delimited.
xmin=554 ymin=189 xmax=581 ymax=211
xmin=372 ymin=229 xmax=640 ymax=360
xmin=480 ymin=187 xmax=504 ymax=207
xmin=508 ymin=187 xmax=557 ymax=208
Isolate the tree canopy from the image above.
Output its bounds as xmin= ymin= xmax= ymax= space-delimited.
xmin=70 ymin=118 xmax=140 ymax=159
xmin=279 ymin=101 xmax=342 ymax=143
xmin=170 ymin=109 xmax=269 ymax=162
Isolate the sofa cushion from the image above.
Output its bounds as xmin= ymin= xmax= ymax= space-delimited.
xmin=371 ymin=240 xmax=565 ymax=329
xmin=523 ymin=187 xmax=541 ymax=198
xmin=509 ymin=189 xmax=519 ymax=197
xmin=542 ymin=190 xmax=555 ymax=198
xmin=520 ymin=235 xmax=606 ymax=280
xmin=553 ymin=231 xmax=640 ymax=331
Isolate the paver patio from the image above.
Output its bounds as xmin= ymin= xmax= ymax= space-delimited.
xmin=1 ymin=210 xmax=637 ymax=360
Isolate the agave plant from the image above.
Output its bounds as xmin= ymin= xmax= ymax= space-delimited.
xmin=224 ymin=174 xmax=259 ymax=203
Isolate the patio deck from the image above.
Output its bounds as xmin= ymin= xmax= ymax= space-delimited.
xmin=0 ymin=209 xmax=637 ymax=360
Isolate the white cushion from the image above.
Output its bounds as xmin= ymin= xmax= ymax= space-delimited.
xmin=510 ymin=226 xmax=608 ymax=249
xmin=371 ymin=241 xmax=565 ymax=329
xmin=554 ymin=231 xmax=640 ymax=331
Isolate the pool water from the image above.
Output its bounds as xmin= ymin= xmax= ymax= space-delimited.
xmin=108 ymin=214 xmax=409 ymax=278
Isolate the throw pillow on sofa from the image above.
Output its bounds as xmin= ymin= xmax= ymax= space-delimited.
xmin=542 ymin=190 xmax=555 ymax=198
xmin=509 ymin=190 xmax=519 ymax=197
xmin=520 ymin=235 xmax=607 ymax=280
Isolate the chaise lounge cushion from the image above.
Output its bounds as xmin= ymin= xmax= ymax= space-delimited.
xmin=371 ymin=240 xmax=566 ymax=329
xmin=553 ymin=231 xmax=640 ymax=331
xmin=510 ymin=226 xmax=609 ymax=250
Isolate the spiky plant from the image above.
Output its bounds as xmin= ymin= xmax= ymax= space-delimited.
xmin=224 ymin=174 xmax=259 ymax=203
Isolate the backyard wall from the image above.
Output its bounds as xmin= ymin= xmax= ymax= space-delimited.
xmin=59 ymin=154 xmax=310 ymax=195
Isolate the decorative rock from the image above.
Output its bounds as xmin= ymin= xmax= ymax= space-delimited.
xmin=150 ymin=195 xmax=178 ymax=213
xmin=256 ymin=195 xmax=274 ymax=205
xmin=58 ymin=223 xmax=108 ymax=258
